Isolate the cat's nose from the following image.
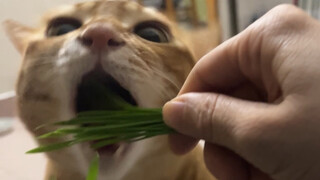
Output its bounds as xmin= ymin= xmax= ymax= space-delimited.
xmin=79 ymin=24 xmax=124 ymax=51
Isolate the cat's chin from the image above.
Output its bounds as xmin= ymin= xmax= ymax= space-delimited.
xmin=82 ymin=141 xmax=132 ymax=170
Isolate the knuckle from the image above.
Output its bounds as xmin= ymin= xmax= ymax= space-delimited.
xmin=197 ymin=94 xmax=218 ymax=140
xmin=246 ymin=4 xmax=308 ymax=39
xmin=263 ymin=4 xmax=308 ymax=34
xmin=272 ymin=5 xmax=305 ymax=24
xmin=200 ymin=94 xmax=236 ymax=145
xmin=270 ymin=4 xmax=300 ymax=16
xmin=239 ymin=4 xmax=310 ymax=64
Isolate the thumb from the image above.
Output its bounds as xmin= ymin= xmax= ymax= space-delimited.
xmin=163 ymin=92 xmax=274 ymax=150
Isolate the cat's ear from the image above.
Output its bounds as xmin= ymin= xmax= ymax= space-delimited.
xmin=3 ymin=20 xmax=36 ymax=55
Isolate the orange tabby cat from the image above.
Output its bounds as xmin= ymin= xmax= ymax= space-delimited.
xmin=4 ymin=0 xmax=216 ymax=179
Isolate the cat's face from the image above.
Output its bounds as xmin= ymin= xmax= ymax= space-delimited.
xmin=5 ymin=0 xmax=194 ymax=177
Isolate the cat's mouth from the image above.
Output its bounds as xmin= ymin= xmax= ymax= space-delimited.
xmin=75 ymin=68 xmax=137 ymax=112
xmin=74 ymin=67 xmax=137 ymax=155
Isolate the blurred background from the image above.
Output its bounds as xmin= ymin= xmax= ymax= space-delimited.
xmin=1 ymin=0 xmax=317 ymax=94
xmin=1 ymin=0 xmax=319 ymax=179
xmin=0 ymin=0 xmax=300 ymax=94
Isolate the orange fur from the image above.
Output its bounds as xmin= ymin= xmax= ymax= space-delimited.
xmin=5 ymin=1 xmax=217 ymax=179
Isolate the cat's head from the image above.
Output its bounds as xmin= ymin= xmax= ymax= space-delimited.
xmin=4 ymin=0 xmax=195 ymax=177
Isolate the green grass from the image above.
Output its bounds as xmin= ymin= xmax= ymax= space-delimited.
xmin=26 ymin=107 xmax=172 ymax=153
xmin=26 ymin=81 xmax=174 ymax=179
xmin=86 ymin=153 xmax=99 ymax=180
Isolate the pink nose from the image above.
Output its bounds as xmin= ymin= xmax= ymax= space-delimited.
xmin=80 ymin=24 xmax=124 ymax=51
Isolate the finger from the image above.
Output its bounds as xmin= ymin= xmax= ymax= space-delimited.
xmin=166 ymin=82 xmax=264 ymax=155
xmin=163 ymin=92 xmax=275 ymax=151
xmin=167 ymin=133 xmax=199 ymax=155
xmin=204 ymin=143 xmax=249 ymax=180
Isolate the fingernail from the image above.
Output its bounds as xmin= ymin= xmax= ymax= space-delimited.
xmin=163 ymin=101 xmax=185 ymax=128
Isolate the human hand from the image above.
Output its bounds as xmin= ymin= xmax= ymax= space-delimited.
xmin=163 ymin=4 xmax=320 ymax=180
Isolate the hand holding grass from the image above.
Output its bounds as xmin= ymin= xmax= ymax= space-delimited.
xmin=163 ymin=5 xmax=320 ymax=180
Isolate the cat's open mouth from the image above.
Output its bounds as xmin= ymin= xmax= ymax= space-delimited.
xmin=75 ymin=67 xmax=137 ymax=112
xmin=74 ymin=67 xmax=137 ymax=155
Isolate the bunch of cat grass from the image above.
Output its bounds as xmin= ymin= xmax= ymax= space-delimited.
xmin=27 ymin=83 xmax=173 ymax=154
xmin=26 ymin=79 xmax=174 ymax=180
xmin=27 ymin=107 xmax=172 ymax=153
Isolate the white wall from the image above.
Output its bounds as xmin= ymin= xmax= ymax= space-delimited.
xmin=0 ymin=0 xmax=87 ymax=93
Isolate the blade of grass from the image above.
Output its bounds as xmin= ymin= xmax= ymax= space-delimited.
xmin=37 ymin=128 xmax=80 ymax=139
xmin=77 ymin=108 xmax=161 ymax=117
xmin=57 ymin=112 xmax=162 ymax=125
xmin=26 ymin=140 xmax=78 ymax=153
xmin=86 ymin=153 xmax=99 ymax=180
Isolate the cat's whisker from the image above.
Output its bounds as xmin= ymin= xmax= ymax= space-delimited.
xmin=153 ymin=69 xmax=181 ymax=91
xmin=27 ymin=61 xmax=56 ymax=68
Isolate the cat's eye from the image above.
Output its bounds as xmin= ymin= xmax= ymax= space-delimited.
xmin=134 ymin=22 xmax=170 ymax=43
xmin=47 ymin=18 xmax=82 ymax=37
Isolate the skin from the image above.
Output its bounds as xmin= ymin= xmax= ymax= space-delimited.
xmin=163 ymin=4 xmax=320 ymax=180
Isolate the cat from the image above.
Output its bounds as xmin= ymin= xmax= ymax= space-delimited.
xmin=4 ymin=0 xmax=216 ymax=179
